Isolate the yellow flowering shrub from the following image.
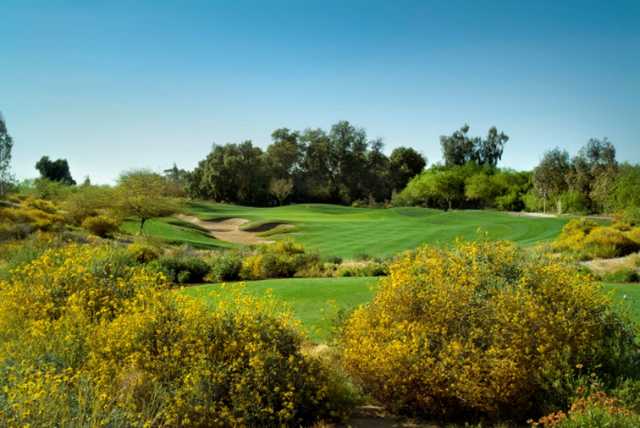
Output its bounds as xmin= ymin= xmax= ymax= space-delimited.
xmin=0 ymin=244 xmax=351 ymax=426
xmin=626 ymin=227 xmax=640 ymax=246
xmin=81 ymin=214 xmax=120 ymax=237
xmin=240 ymin=240 xmax=321 ymax=280
xmin=554 ymin=218 xmax=640 ymax=259
xmin=340 ymin=240 xmax=639 ymax=420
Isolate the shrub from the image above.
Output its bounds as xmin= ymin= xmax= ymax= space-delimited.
xmin=127 ymin=241 xmax=161 ymax=263
xmin=208 ymin=252 xmax=242 ymax=282
xmin=625 ymin=227 xmax=640 ymax=246
xmin=582 ymin=227 xmax=639 ymax=259
xmin=0 ymin=202 xmax=65 ymax=233
xmin=533 ymin=390 xmax=640 ymax=427
xmin=0 ymin=246 xmax=352 ymax=426
xmin=335 ymin=261 xmax=388 ymax=277
xmin=340 ymin=240 xmax=639 ymax=421
xmin=240 ymin=240 xmax=320 ymax=280
xmin=150 ymin=248 xmax=210 ymax=284
xmin=554 ymin=219 xmax=640 ymax=260
xmin=81 ymin=214 xmax=120 ymax=237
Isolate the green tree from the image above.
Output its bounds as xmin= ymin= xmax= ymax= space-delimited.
xmin=0 ymin=113 xmax=14 ymax=197
xmin=477 ymin=127 xmax=509 ymax=167
xmin=389 ymin=147 xmax=426 ymax=192
xmin=269 ymin=178 xmax=294 ymax=205
xmin=265 ymin=128 xmax=302 ymax=180
xmin=115 ymin=170 xmax=179 ymax=233
xmin=440 ymin=124 xmax=478 ymax=167
xmin=189 ymin=141 xmax=269 ymax=204
xmin=35 ymin=156 xmax=76 ymax=185
xmin=440 ymin=125 xmax=508 ymax=168
xmin=533 ymin=148 xmax=571 ymax=213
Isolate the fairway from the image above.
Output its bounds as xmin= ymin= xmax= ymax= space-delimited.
xmin=184 ymin=202 xmax=568 ymax=258
xmin=181 ymin=277 xmax=380 ymax=341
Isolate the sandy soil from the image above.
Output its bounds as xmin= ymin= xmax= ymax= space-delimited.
xmin=176 ymin=214 xmax=274 ymax=245
xmin=508 ymin=211 xmax=558 ymax=218
xmin=582 ymin=252 xmax=640 ymax=275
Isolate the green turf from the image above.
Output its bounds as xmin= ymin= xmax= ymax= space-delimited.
xmin=181 ymin=276 xmax=380 ymax=342
xmin=186 ymin=202 xmax=568 ymax=258
xmin=602 ymin=282 xmax=640 ymax=324
xmin=120 ymin=217 xmax=235 ymax=250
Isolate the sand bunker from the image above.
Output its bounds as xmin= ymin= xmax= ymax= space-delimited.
xmin=176 ymin=214 xmax=276 ymax=245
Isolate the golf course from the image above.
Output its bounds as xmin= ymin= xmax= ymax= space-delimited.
xmin=126 ymin=201 xmax=570 ymax=258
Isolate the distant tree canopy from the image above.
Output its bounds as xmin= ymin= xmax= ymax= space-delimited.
xmin=188 ymin=121 xmax=427 ymax=206
xmin=531 ymin=138 xmax=622 ymax=214
xmin=440 ymin=124 xmax=509 ymax=168
xmin=35 ymin=156 xmax=76 ymax=185
xmin=0 ymin=113 xmax=14 ymax=196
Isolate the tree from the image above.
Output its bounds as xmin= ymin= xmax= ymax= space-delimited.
xmin=440 ymin=124 xmax=477 ymax=167
xmin=567 ymin=138 xmax=618 ymax=212
xmin=389 ymin=147 xmax=426 ymax=192
xmin=533 ymin=148 xmax=571 ymax=213
xmin=163 ymin=163 xmax=189 ymax=197
xmin=265 ymin=128 xmax=302 ymax=180
xmin=0 ymin=113 xmax=14 ymax=197
xmin=269 ymin=178 xmax=294 ymax=205
xmin=35 ymin=156 xmax=76 ymax=185
xmin=477 ymin=127 xmax=509 ymax=167
xmin=440 ymin=125 xmax=508 ymax=168
xmin=115 ymin=170 xmax=179 ymax=233
xmin=189 ymin=141 xmax=269 ymax=204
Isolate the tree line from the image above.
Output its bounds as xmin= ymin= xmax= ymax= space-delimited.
xmin=2 ymin=112 xmax=639 ymax=219
xmin=187 ymin=121 xmax=426 ymax=205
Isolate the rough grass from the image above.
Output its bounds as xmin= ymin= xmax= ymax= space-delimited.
xmin=185 ymin=202 xmax=569 ymax=258
xmin=181 ymin=276 xmax=380 ymax=342
xmin=603 ymin=282 xmax=640 ymax=324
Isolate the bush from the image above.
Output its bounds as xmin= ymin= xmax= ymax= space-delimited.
xmin=335 ymin=261 xmax=388 ymax=277
xmin=583 ymin=227 xmax=639 ymax=259
xmin=0 ymin=246 xmax=353 ymax=426
xmin=559 ymin=191 xmax=590 ymax=214
xmin=625 ymin=227 xmax=640 ymax=246
xmin=150 ymin=247 xmax=210 ymax=284
xmin=240 ymin=240 xmax=321 ymax=280
xmin=533 ymin=390 xmax=640 ymax=427
xmin=208 ymin=252 xmax=242 ymax=281
xmin=127 ymin=241 xmax=161 ymax=263
xmin=340 ymin=240 xmax=639 ymax=420
xmin=81 ymin=214 xmax=120 ymax=237
xmin=554 ymin=219 xmax=640 ymax=260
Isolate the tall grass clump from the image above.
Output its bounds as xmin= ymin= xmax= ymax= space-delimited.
xmin=0 ymin=244 xmax=352 ymax=426
xmin=340 ymin=240 xmax=639 ymax=422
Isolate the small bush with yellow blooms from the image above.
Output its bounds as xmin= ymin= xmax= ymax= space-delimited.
xmin=554 ymin=218 xmax=640 ymax=260
xmin=340 ymin=240 xmax=639 ymax=421
xmin=81 ymin=214 xmax=121 ymax=237
xmin=0 ymin=244 xmax=354 ymax=426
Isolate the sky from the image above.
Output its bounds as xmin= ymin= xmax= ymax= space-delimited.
xmin=1 ymin=0 xmax=639 ymax=184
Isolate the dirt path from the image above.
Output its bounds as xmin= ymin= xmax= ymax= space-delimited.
xmin=176 ymin=214 xmax=274 ymax=245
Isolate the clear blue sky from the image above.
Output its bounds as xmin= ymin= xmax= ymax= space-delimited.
xmin=2 ymin=0 xmax=639 ymax=184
